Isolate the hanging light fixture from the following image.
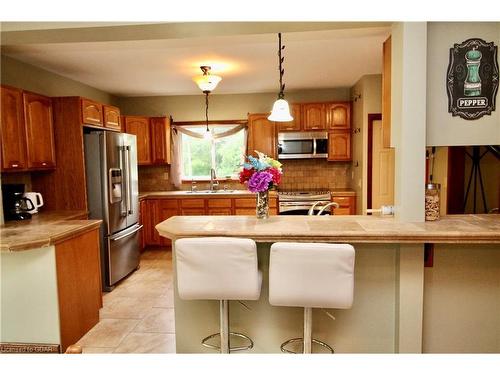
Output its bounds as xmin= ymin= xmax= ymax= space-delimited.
xmin=193 ymin=66 xmax=222 ymax=93
xmin=193 ymin=65 xmax=221 ymax=139
xmin=268 ymin=33 xmax=293 ymax=122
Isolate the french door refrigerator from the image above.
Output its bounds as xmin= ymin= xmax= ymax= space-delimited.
xmin=84 ymin=131 xmax=141 ymax=291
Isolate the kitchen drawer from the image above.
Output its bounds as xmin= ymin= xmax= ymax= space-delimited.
xmin=180 ymin=198 xmax=205 ymax=208
xmin=159 ymin=199 xmax=179 ymax=209
xmin=234 ymin=197 xmax=256 ymax=208
xmin=235 ymin=208 xmax=257 ymax=215
xmin=207 ymin=198 xmax=232 ymax=208
xmin=181 ymin=208 xmax=206 ymax=215
xmin=331 ymin=196 xmax=352 ymax=206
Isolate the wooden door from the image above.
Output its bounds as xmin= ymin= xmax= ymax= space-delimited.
xmin=277 ymin=103 xmax=301 ymax=132
xmin=328 ymin=130 xmax=351 ymax=161
xmin=302 ymin=103 xmax=326 ymax=131
xmin=247 ymin=113 xmax=277 ymax=159
xmin=150 ymin=117 xmax=171 ymax=164
xmin=1 ymin=86 xmax=27 ymax=171
xmin=144 ymin=200 xmax=161 ymax=246
xmin=23 ymin=92 xmax=56 ymax=169
xmin=382 ymin=36 xmax=392 ymax=148
xmin=103 ymin=105 xmax=121 ymax=130
xmin=326 ymin=102 xmax=350 ymax=130
xmin=81 ymin=99 xmax=103 ymax=127
xmin=125 ymin=116 xmax=151 ymax=165
xmin=371 ymin=119 xmax=394 ymax=209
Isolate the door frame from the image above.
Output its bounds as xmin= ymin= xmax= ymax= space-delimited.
xmin=367 ymin=113 xmax=382 ymax=211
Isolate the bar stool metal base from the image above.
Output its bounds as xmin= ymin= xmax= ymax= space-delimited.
xmin=202 ymin=332 xmax=254 ymax=353
xmin=280 ymin=338 xmax=334 ymax=354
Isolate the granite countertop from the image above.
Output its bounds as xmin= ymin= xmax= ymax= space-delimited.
xmin=1 ymin=211 xmax=102 ymax=252
xmin=156 ymin=214 xmax=500 ymax=244
xmin=139 ymin=189 xmax=354 ymax=199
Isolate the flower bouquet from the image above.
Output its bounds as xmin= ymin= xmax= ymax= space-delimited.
xmin=239 ymin=151 xmax=283 ymax=219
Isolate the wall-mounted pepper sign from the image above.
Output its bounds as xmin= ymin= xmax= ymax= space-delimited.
xmin=446 ymin=38 xmax=498 ymax=120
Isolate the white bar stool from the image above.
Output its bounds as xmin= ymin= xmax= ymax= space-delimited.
xmin=175 ymin=237 xmax=262 ymax=353
xmin=269 ymin=242 xmax=355 ymax=354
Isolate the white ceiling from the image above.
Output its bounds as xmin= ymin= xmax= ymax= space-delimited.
xmin=1 ymin=26 xmax=390 ymax=97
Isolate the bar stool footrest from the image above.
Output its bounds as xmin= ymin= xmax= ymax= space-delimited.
xmin=280 ymin=337 xmax=334 ymax=354
xmin=202 ymin=332 xmax=254 ymax=352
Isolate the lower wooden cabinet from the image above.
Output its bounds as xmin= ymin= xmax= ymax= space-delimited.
xmin=331 ymin=195 xmax=356 ymax=215
xmin=141 ymin=195 xmax=278 ymax=247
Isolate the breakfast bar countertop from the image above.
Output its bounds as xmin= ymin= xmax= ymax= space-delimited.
xmin=156 ymin=214 xmax=500 ymax=244
xmin=0 ymin=211 xmax=102 ymax=252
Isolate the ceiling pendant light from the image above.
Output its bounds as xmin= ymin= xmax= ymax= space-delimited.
xmin=193 ymin=66 xmax=222 ymax=93
xmin=268 ymin=33 xmax=293 ymax=122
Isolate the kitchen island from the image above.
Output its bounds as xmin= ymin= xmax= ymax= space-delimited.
xmin=156 ymin=215 xmax=500 ymax=353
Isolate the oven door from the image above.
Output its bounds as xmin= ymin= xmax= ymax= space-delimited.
xmin=279 ymin=201 xmax=332 ymax=215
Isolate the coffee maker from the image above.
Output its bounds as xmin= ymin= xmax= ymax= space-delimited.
xmin=2 ymin=184 xmax=35 ymax=221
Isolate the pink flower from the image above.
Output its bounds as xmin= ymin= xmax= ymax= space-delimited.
xmin=247 ymin=171 xmax=273 ymax=193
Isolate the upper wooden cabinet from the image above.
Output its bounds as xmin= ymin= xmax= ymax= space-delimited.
xmin=247 ymin=113 xmax=277 ymax=159
xmin=382 ymin=36 xmax=392 ymax=148
xmin=23 ymin=92 xmax=56 ymax=169
xmin=150 ymin=117 xmax=171 ymax=165
xmin=328 ymin=130 xmax=351 ymax=161
xmin=81 ymin=98 xmax=103 ymax=127
xmin=0 ymin=86 xmax=28 ymax=171
xmin=125 ymin=116 xmax=151 ymax=165
xmin=326 ymin=102 xmax=350 ymax=130
xmin=277 ymin=103 xmax=301 ymax=132
xmin=302 ymin=103 xmax=326 ymax=131
xmin=103 ymin=105 xmax=121 ymax=130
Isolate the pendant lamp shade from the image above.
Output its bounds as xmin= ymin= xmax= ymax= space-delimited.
xmin=268 ymin=99 xmax=293 ymax=122
xmin=193 ymin=66 xmax=222 ymax=93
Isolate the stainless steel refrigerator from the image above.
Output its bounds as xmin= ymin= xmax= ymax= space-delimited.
xmin=84 ymin=131 xmax=141 ymax=291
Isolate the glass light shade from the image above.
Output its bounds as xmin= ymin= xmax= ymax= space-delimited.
xmin=203 ymin=128 xmax=214 ymax=140
xmin=194 ymin=74 xmax=222 ymax=92
xmin=268 ymin=98 xmax=293 ymax=122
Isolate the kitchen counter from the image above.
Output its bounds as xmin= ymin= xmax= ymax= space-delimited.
xmin=156 ymin=214 xmax=500 ymax=244
xmin=0 ymin=211 xmax=102 ymax=252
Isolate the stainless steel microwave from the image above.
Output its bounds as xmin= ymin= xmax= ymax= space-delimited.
xmin=277 ymin=132 xmax=328 ymax=159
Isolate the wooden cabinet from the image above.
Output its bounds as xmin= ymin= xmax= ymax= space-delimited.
xmin=180 ymin=198 xmax=205 ymax=216
xmin=207 ymin=198 xmax=232 ymax=215
xmin=1 ymin=86 xmax=27 ymax=171
xmin=277 ymin=103 xmax=301 ymax=132
xmin=81 ymin=98 xmax=103 ymax=127
xmin=234 ymin=196 xmax=278 ymax=215
xmin=157 ymin=200 xmax=179 ymax=246
xmin=55 ymin=228 xmax=102 ymax=352
xmin=103 ymin=105 xmax=121 ymax=130
xmin=331 ymin=195 xmax=356 ymax=215
xmin=328 ymin=130 xmax=351 ymax=161
xmin=125 ymin=116 xmax=152 ymax=165
xmin=302 ymin=103 xmax=326 ymax=131
xmin=23 ymin=92 xmax=56 ymax=169
xmin=247 ymin=113 xmax=277 ymax=158
xmin=382 ymin=36 xmax=392 ymax=148
xmin=150 ymin=117 xmax=171 ymax=164
xmin=326 ymin=102 xmax=350 ymax=130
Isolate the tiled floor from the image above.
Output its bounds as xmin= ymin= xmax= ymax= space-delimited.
xmin=76 ymin=248 xmax=176 ymax=353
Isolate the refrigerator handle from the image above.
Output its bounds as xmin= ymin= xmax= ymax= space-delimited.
xmin=125 ymin=145 xmax=133 ymax=215
xmin=118 ymin=146 xmax=127 ymax=217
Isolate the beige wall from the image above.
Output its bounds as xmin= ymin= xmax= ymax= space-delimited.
xmin=426 ymin=22 xmax=500 ymax=146
xmin=117 ymin=88 xmax=350 ymax=120
xmin=350 ymin=74 xmax=382 ymax=214
xmin=1 ymin=54 xmax=117 ymax=104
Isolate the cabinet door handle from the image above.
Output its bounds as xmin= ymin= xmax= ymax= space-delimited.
xmin=42 ymin=162 xmax=47 ymax=166
xmin=11 ymin=163 xmax=19 ymax=168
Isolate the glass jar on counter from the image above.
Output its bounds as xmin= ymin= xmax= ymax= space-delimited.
xmin=425 ymin=183 xmax=441 ymax=221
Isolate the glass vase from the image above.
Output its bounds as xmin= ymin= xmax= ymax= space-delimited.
xmin=256 ymin=190 xmax=270 ymax=219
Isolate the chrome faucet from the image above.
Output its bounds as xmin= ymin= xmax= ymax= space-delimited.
xmin=210 ymin=168 xmax=219 ymax=191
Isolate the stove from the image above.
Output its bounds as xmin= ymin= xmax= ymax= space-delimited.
xmin=278 ymin=191 xmax=332 ymax=215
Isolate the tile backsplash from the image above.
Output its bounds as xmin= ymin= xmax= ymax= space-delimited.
xmin=138 ymin=159 xmax=351 ymax=192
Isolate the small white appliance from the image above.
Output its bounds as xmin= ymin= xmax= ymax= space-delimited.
xmin=23 ymin=192 xmax=44 ymax=214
